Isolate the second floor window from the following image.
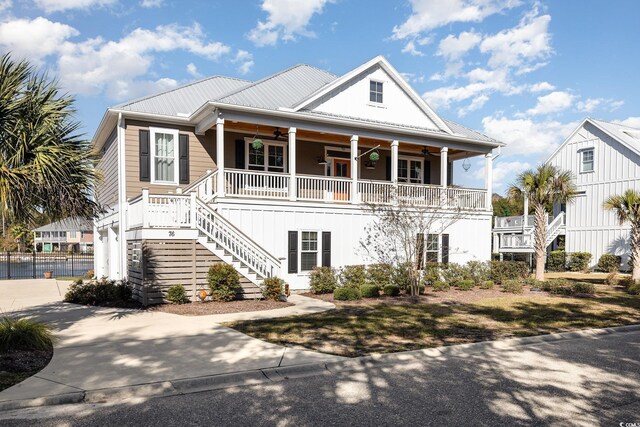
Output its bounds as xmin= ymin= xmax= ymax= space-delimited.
xmin=151 ymin=128 xmax=179 ymax=184
xmin=398 ymin=158 xmax=423 ymax=183
xmin=247 ymin=141 xmax=286 ymax=172
xmin=370 ymin=81 xmax=383 ymax=103
xmin=581 ymin=149 xmax=594 ymax=173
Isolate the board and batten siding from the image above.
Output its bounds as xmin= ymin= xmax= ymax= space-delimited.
xmin=95 ymin=128 xmax=119 ymax=207
xmin=124 ymin=120 xmax=217 ymax=199
xmin=548 ymin=121 xmax=640 ymax=267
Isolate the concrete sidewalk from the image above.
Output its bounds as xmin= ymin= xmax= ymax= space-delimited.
xmin=0 ymin=281 xmax=342 ymax=410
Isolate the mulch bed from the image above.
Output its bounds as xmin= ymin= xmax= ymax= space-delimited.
xmin=0 ymin=346 xmax=53 ymax=392
xmin=151 ymin=299 xmax=293 ymax=316
xmin=302 ymin=287 xmax=549 ymax=306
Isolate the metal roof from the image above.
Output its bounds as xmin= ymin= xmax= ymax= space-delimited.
xmin=590 ymin=118 xmax=640 ymax=149
xmin=34 ymin=218 xmax=93 ymax=232
xmin=443 ymin=119 xmax=498 ymax=144
xmin=114 ymin=76 xmax=251 ymax=117
xmin=216 ymin=64 xmax=337 ymax=110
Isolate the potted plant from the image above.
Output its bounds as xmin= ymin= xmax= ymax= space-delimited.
xmin=44 ymin=271 xmax=53 ymax=279
xmin=251 ymin=138 xmax=263 ymax=150
xmin=366 ymin=151 xmax=380 ymax=169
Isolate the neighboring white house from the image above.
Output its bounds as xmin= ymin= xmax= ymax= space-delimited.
xmin=33 ymin=218 xmax=94 ymax=253
xmin=493 ymin=118 xmax=640 ymax=270
xmin=92 ymin=55 xmax=503 ymax=304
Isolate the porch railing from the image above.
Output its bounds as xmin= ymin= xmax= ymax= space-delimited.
xmin=225 ymin=169 xmax=290 ymax=200
xmin=183 ymin=169 xmax=217 ymax=202
xmin=298 ymin=174 xmax=352 ymax=202
xmin=500 ymin=233 xmax=533 ymax=249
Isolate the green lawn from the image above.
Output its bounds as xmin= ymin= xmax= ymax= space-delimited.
xmin=228 ymin=281 xmax=640 ymax=357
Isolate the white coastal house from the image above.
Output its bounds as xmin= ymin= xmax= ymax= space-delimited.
xmin=493 ymin=118 xmax=640 ymax=270
xmin=92 ymin=55 xmax=502 ymax=304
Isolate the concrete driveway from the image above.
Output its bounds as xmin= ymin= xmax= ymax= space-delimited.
xmin=0 ymin=280 xmax=342 ymax=406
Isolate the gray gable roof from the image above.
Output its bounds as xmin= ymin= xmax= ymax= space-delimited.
xmin=216 ymin=64 xmax=337 ymax=110
xmin=443 ymin=119 xmax=498 ymax=144
xmin=114 ymin=76 xmax=251 ymax=117
xmin=35 ymin=218 xmax=93 ymax=232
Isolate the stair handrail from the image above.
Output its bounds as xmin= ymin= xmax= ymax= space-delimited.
xmin=183 ymin=169 xmax=218 ymax=202
xmin=545 ymin=211 xmax=566 ymax=245
xmin=194 ymin=198 xmax=281 ymax=279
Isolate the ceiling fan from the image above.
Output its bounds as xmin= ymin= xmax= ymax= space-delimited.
xmin=421 ymin=147 xmax=441 ymax=157
xmin=272 ymin=127 xmax=289 ymax=140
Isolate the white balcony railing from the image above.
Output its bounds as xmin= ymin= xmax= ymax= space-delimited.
xmin=500 ymin=233 xmax=533 ymax=249
xmin=183 ymin=169 xmax=217 ymax=202
xmin=225 ymin=169 xmax=290 ymax=199
xmin=298 ymin=174 xmax=352 ymax=202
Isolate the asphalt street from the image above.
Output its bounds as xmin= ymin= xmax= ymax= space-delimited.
xmin=2 ymin=329 xmax=639 ymax=426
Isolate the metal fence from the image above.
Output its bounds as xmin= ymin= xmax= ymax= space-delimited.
xmin=0 ymin=251 xmax=94 ymax=280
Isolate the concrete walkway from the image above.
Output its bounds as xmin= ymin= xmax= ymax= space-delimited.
xmin=0 ymin=280 xmax=341 ymax=409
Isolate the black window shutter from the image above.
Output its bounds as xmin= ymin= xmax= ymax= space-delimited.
xmin=385 ymin=155 xmax=391 ymax=181
xmin=424 ymin=160 xmax=431 ymax=184
xmin=139 ymin=129 xmax=150 ymax=182
xmin=322 ymin=232 xmax=331 ymax=267
xmin=442 ymin=234 xmax=450 ymax=265
xmin=288 ymin=231 xmax=298 ymax=274
xmin=416 ymin=233 xmax=424 ymax=270
xmin=179 ymin=134 xmax=189 ymax=184
xmin=447 ymin=161 xmax=453 ymax=186
xmin=235 ymin=139 xmax=245 ymax=169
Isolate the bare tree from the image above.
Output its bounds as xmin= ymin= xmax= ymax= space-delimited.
xmin=360 ymin=189 xmax=465 ymax=297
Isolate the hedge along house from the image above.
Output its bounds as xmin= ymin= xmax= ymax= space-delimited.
xmin=493 ymin=118 xmax=640 ymax=270
xmin=92 ymin=55 xmax=503 ymax=304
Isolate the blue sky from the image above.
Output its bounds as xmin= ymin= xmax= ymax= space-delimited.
xmin=1 ymin=0 xmax=639 ymax=192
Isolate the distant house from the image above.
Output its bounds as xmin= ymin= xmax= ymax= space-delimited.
xmin=33 ymin=218 xmax=94 ymax=253
xmin=493 ymin=118 xmax=640 ymax=269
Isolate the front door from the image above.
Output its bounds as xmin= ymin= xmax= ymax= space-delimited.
xmin=332 ymin=159 xmax=350 ymax=201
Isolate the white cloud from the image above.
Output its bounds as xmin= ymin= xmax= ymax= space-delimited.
xmin=186 ymin=63 xmax=201 ymax=78
xmin=140 ymin=0 xmax=163 ymax=7
xmin=479 ymin=10 xmax=552 ymax=74
xmin=529 ymin=81 xmax=554 ymax=92
xmin=576 ymin=98 xmax=601 ymax=113
xmin=482 ymin=115 xmax=578 ymax=156
xmin=457 ymin=94 xmax=489 ymax=116
xmin=474 ymin=160 xmax=532 ymax=191
xmin=437 ymin=30 xmax=481 ymax=60
xmin=34 ymin=0 xmax=117 ymax=13
xmin=392 ymin=0 xmax=521 ymax=40
xmin=613 ymin=117 xmax=640 ymax=129
xmin=525 ymin=91 xmax=574 ymax=116
xmin=232 ymin=49 xmax=254 ymax=75
xmin=401 ymin=40 xmax=424 ymax=56
xmin=108 ymin=77 xmax=178 ymax=101
xmin=0 ymin=0 xmax=12 ymax=13
xmin=0 ymin=17 xmax=78 ymax=64
xmin=425 ymin=68 xmax=509 ymax=111
xmin=247 ymin=0 xmax=332 ymax=46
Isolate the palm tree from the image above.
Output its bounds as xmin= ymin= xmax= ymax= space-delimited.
xmin=508 ymin=164 xmax=577 ymax=281
xmin=604 ymin=189 xmax=640 ymax=283
xmin=0 ymin=53 xmax=98 ymax=228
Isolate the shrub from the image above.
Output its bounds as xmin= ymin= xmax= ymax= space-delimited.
xmin=546 ymin=251 xmax=566 ymax=272
xmin=207 ymin=264 xmax=240 ymax=302
xmin=334 ymin=287 xmax=362 ymax=301
xmin=366 ymin=264 xmax=393 ymax=287
xmin=597 ymin=254 xmax=621 ymax=273
xmin=391 ymin=262 xmax=412 ymax=289
xmin=456 ymin=279 xmax=475 ymax=291
xmin=541 ymin=279 xmax=572 ymax=295
xmin=489 ymin=261 xmax=529 ymax=284
xmin=422 ymin=262 xmax=440 ymax=286
xmin=619 ymin=277 xmax=635 ymax=290
xmin=465 ymin=261 xmax=490 ymax=284
xmin=440 ymin=263 xmax=468 ymax=286
xmin=166 ymin=284 xmax=189 ymax=304
xmin=523 ymin=278 xmax=539 ymax=287
xmin=480 ymin=280 xmax=494 ymax=290
xmin=604 ymin=272 xmax=620 ymax=287
xmin=382 ymin=284 xmax=401 ymax=296
xmin=627 ymin=283 xmax=640 ymax=295
xmin=0 ymin=316 xmax=54 ymax=352
xmin=502 ymin=280 xmax=524 ymax=294
xmin=360 ymin=284 xmax=380 ymax=298
xmin=64 ymin=278 xmax=132 ymax=305
xmin=568 ymin=252 xmax=592 ymax=272
xmin=432 ymin=281 xmax=450 ymax=292
xmin=571 ymin=282 xmax=596 ymax=295
xmin=309 ymin=267 xmax=338 ymax=294
xmin=340 ymin=265 xmax=367 ymax=288
xmin=262 ymin=277 xmax=285 ymax=301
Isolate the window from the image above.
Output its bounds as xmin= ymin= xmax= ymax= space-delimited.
xmin=398 ymin=158 xmax=423 ymax=183
xmin=150 ymin=127 xmax=179 ymax=184
xmin=69 ymin=231 xmax=77 ymax=238
xmin=425 ymin=234 xmax=439 ymax=263
xmin=246 ymin=140 xmax=286 ymax=172
xmin=581 ymin=149 xmax=594 ymax=173
xmin=300 ymin=231 xmax=318 ymax=271
xmin=370 ymin=80 xmax=383 ymax=103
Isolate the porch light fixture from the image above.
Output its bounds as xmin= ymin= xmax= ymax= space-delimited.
xmin=462 ymin=157 xmax=472 ymax=172
xmin=317 ymin=156 xmax=328 ymax=165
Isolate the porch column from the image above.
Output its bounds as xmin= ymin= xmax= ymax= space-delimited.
xmin=440 ymin=147 xmax=448 ymax=188
xmin=216 ymin=116 xmax=225 ymax=198
xmin=391 ymin=140 xmax=399 ymax=183
xmin=288 ymin=127 xmax=297 ymax=201
xmin=351 ymin=135 xmax=359 ymax=204
xmin=485 ymin=152 xmax=493 ymax=210
xmin=523 ymin=193 xmax=529 ymax=228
